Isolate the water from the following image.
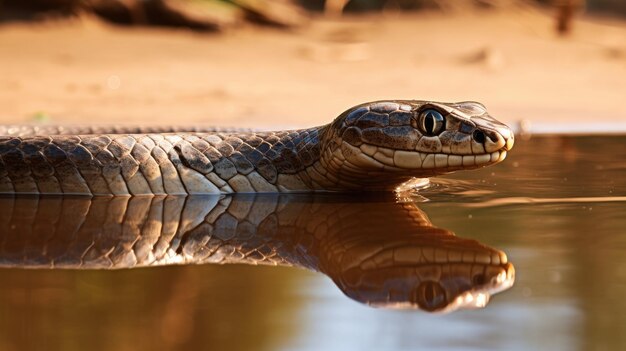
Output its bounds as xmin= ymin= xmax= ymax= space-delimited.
xmin=0 ymin=135 xmax=625 ymax=351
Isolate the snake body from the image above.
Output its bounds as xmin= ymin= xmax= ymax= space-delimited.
xmin=0 ymin=194 xmax=514 ymax=312
xmin=0 ymin=101 xmax=513 ymax=195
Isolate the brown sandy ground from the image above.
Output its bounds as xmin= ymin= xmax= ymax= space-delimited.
xmin=0 ymin=8 xmax=625 ymax=132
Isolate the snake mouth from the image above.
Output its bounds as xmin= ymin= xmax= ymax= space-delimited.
xmin=443 ymin=262 xmax=515 ymax=311
xmin=357 ymin=144 xmax=509 ymax=171
xmin=505 ymin=135 xmax=515 ymax=151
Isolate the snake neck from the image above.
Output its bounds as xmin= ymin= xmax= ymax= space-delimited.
xmin=297 ymin=127 xmax=414 ymax=191
xmin=252 ymin=123 xmax=361 ymax=192
xmin=286 ymin=125 xmax=373 ymax=191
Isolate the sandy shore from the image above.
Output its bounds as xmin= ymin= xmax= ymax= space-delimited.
xmin=1 ymin=8 xmax=625 ymax=133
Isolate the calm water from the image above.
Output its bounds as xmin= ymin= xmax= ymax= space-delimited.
xmin=0 ymin=135 xmax=625 ymax=351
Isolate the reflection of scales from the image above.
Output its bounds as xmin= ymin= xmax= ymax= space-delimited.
xmin=0 ymin=194 xmax=514 ymax=313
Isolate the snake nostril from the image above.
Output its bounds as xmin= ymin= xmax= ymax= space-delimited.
xmin=472 ymin=130 xmax=486 ymax=143
xmin=484 ymin=131 xmax=499 ymax=143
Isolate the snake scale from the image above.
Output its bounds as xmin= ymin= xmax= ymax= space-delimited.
xmin=0 ymin=100 xmax=513 ymax=195
xmin=0 ymin=195 xmax=514 ymax=312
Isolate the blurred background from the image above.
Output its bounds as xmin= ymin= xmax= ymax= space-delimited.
xmin=1 ymin=3 xmax=626 ymax=351
xmin=0 ymin=0 xmax=624 ymax=131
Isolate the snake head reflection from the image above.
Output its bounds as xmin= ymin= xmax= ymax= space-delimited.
xmin=320 ymin=227 xmax=515 ymax=313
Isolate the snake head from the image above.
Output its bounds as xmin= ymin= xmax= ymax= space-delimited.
xmin=322 ymin=100 xmax=514 ymax=188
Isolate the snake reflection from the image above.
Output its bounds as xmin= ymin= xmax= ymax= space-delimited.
xmin=0 ymin=195 xmax=514 ymax=312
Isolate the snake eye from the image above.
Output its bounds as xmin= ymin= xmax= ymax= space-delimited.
xmin=418 ymin=109 xmax=445 ymax=136
xmin=412 ymin=281 xmax=447 ymax=311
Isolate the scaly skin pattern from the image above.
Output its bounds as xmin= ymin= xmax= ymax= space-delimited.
xmin=0 ymin=194 xmax=514 ymax=312
xmin=0 ymin=100 xmax=514 ymax=195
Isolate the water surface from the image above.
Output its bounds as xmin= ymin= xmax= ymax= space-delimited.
xmin=0 ymin=135 xmax=625 ymax=351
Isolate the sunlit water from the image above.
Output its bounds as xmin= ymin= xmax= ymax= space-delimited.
xmin=0 ymin=135 xmax=625 ymax=351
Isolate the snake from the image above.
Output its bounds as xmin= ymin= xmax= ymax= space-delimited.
xmin=0 ymin=194 xmax=515 ymax=312
xmin=0 ymin=100 xmax=513 ymax=195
